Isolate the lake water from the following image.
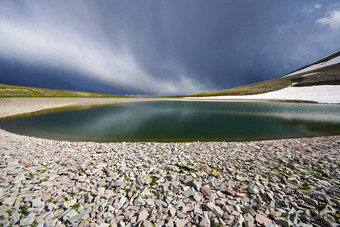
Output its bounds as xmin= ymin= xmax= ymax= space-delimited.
xmin=1 ymin=101 xmax=340 ymax=142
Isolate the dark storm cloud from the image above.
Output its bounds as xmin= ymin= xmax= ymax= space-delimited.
xmin=0 ymin=0 xmax=339 ymax=95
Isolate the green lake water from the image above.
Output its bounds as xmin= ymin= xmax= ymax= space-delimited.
xmin=1 ymin=101 xmax=340 ymax=142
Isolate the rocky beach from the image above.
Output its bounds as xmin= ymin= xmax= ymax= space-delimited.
xmin=0 ymin=98 xmax=339 ymax=226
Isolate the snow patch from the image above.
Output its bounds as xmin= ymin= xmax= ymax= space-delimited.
xmin=284 ymin=55 xmax=340 ymax=77
xmin=186 ymin=85 xmax=340 ymax=104
xmin=282 ymin=72 xmax=320 ymax=78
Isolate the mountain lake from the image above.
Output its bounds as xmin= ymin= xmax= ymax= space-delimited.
xmin=1 ymin=101 xmax=340 ymax=142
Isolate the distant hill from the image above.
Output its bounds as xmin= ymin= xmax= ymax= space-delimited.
xmin=188 ymin=49 xmax=340 ymax=97
xmin=0 ymin=84 xmax=132 ymax=98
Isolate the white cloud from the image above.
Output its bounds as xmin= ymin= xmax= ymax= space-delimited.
xmin=276 ymin=23 xmax=293 ymax=34
xmin=316 ymin=10 xmax=340 ymax=29
xmin=304 ymin=3 xmax=321 ymax=15
xmin=314 ymin=4 xmax=321 ymax=9
xmin=0 ymin=2 xmax=207 ymax=95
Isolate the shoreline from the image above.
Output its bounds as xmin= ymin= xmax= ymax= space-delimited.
xmin=0 ymin=97 xmax=177 ymax=119
xmin=0 ymin=98 xmax=339 ymax=226
xmin=0 ymin=97 xmax=332 ymax=119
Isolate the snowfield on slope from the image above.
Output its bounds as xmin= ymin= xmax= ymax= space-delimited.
xmin=284 ymin=55 xmax=340 ymax=77
xmin=187 ymin=85 xmax=340 ymax=104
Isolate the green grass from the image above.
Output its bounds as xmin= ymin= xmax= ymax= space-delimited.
xmin=212 ymin=222 xmax=222 ymax=227
xmin=132 ymin=190 xmax=137 ymax=196
xmin=70 ymin=203 xmax=80 ymax=212
xmin=20 ymin=204 xmax=29 ymax=214
xmin=299 ymin=182 xmax=311 ymax=190
xmin=150 ymin=176 xmax=158 ymax=186
xmin=190 ymin=76 xmax=293 ymax=97
xmin=0 ymin=84 xmax=133 ymax=98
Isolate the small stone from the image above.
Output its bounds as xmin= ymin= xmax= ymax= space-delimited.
xmin=31 ymin=198 xmax=44 ymax=207
xmin=35 ymin=218 xmax=44 ymax=224
xmin=269 ymin=176 xmax=280 ymax=183
xmin=278 ymin=200 xmax=288 ymax=207
xmin=146 ymin=198 xmax=155 ymax=206
xmin=244 ymin=213 xmax=254 ymax=227
xmin=194 ymin=204 xmax=203 ymax=214
xmin=143 ymin=220 xmax=153 ymax=227
xmin=255 ymin=213 xmax=272 ymax=225
xmin=194 ymin=192 xmax=203 ymax=201
xmin=211 ymin=170 xmax=222 ymax=177
xmin=45 ymin=218 xmax=58 ymax=227
xmin=64 ymin=199 xmax=77 ymax=208
xmin=320 ymin=214 xmax=336 ymax=226
xmin=63 ymin=209 xmax=78 ymax=221
xmin=20 ymin=213 xmax=35 ymax=226
xmin=114 ymin=196 xmax=127 ymax=210
xmin=175 ymin=218 xmax=189 ymax=227
xmin=0 ymin=205 xmax=8 ymax=214
xmin=216 ymin=191 xmax=225 ymax=198
xmin=236 ymin=187 xmax=246 ymax=193
xmin=287 ymin=183 xmax=298 ymax=190
xmin=169 ymin=207 xmax=176 ymax=217
xmin=206 ymin=202 xmax=223 ymax=218
xmin=68 ymin=207 xmax=92 ymax=223
xmin=192 ymin=180 xmax=202 ymax=191
xmin=145 ymin=177 xmax=152 ymax=184
xmin=137 ymin=209 xmax=149 ymax=223
xmin=176 ymin=211 xmax=186 ymax=219
xmin=182 ymin=187 xmax=195 ymax=197
xmin=263 ymin=222 xmax=278 ymax=227
xmin=234 ymin=215 xmax=245 ymax=226
xmin=199 ymin=212 xmax=210 ymax=227
xmin=247 ymin=185 xmax=259 ymax=194
xmin=134 ymin=196 xmax=145 ymax=207
xmin=3 ymin=197 xmax=15 ymax=206
xmin=141 ymin=187 xmax=152 ymax=197
xmin=99 ymin=223 xmax=110 ymax=227
xmin=10 ymin=215 xmax=20 ymax=226
xmin=274 ymin=217 xmax=293 ymax=227
xmin=201 ymin=186 xmax=211 ymax=196
xmin=304 ymin=197 xmax=318 ymax=207
xmin=183 ymin=175 xmax=193 ymax=185
xmin=181 ymin=204 xmax=194 ymax=213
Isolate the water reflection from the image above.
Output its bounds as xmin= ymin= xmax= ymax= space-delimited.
xmin=0 ymin=101 xmax=339 ymax=142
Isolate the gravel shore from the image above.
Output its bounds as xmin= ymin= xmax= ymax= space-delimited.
xmin=0 ymin=98 xmax=339 ymax=226
xmin=0 ymin=98 xmax=173 ymax=118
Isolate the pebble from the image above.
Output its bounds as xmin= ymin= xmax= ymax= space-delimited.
xmin=206 ymin=202 xmax=224 ymax=218
xmin=0 ymin=129 xmax=339 ymax=226
xmin=199 ymin=212 xmax=210 ymax=227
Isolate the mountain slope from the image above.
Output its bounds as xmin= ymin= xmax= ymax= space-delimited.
xmin=189 ymin=49 xmax=340 ymax=97
xmin=0 ymin=84 xmax=132 ymax=98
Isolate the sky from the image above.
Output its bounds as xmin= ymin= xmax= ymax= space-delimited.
xmin=0 ymin=1 xmax=340 ymax=95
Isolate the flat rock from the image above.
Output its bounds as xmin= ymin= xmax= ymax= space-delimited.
xmin=199 ymin=212 xmax=210 ymax=227
xmin=206 ymin=202 xmax=223 ymax=218
xmin=255 ymin=213 xmax=273 ymax=225
xmin=64 ymin=199 xmax=77 ymax=208
xmin=137 ymin=209 xmax=149 ymax=223
xmin=175 ymin=218 xmax=189 ymax=227
xmin=274 ymin=217 xmax=294 ymax=227
xmin=183 ymin=175 xmax=193 ymax=185
xmin=201 ymin=186 xmax=211 ymax=196
xmin=20 ymin=213 xmax=35 ymax=226
xmin=3 ymin=197 xmax=15 ymax=206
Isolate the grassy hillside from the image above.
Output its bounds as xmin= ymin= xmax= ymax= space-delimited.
xmin=186 ymin=62 xmax=340 ymax=97
xmin=0 ymin=84 xmax=132 ymax=98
